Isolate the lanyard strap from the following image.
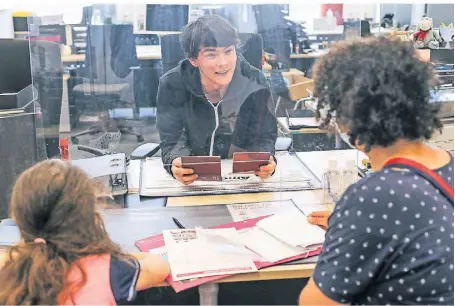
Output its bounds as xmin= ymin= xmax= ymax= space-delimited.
xmin=384 ymin=157 xmax=453 ymax=204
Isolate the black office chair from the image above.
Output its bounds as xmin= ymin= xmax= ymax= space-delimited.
xmin=70 ymin=24 xmax=144 ymax=146
xmin=259 ymin=27 xmax=292 ymax=114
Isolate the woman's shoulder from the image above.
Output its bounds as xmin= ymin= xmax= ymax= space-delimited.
xmin=336 ymin=168 xmax=421 ymax=211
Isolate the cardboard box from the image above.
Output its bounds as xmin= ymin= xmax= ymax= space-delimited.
xmin=287 ymin=74 xmax=314 ymax=101
xmin=262 ymin=68 xmax=315 ymax=101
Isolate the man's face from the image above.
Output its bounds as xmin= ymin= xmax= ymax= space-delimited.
xmin=189 ymin=45 xmax=237 ymax=88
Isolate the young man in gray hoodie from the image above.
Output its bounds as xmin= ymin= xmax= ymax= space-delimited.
xmin=157 ymin=15 xmax=277 ymax=185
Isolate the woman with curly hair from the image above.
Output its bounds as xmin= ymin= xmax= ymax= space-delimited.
xmin=299 ymin=37 xmax=453 ymax=305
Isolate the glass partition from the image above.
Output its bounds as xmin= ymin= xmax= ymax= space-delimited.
xmin=17 ymin=3 xmax=418 ymax=219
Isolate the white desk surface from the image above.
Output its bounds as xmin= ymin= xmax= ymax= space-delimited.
xmin=277 ymin=117 xmax=324 ymax=134
xmin=290 ymin=50 xmax=328 ymax=59
xmin=62 ymin=45 xmax=161 ymax=62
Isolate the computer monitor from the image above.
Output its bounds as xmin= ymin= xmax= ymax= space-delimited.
xmin=431 ymin=49 xmax=454 ymax=64
xmin=146 ymin=5 xmax=190 ymax=32
xmin=0 ymin=39 xmax=32 ymax=95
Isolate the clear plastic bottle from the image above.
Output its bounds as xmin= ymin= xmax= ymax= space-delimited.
xmin=323 ymin=160 xmax=340 ymax=203
xmin=341 ymin=159 xmax=358 ymax=193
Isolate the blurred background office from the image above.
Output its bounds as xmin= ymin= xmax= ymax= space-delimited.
xmin=0 ymin=2 xmax=453 ymax=161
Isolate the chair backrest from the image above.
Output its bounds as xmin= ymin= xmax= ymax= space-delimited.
xmin=160 ymin=32 xmax=263 ymax=74
xmin=84 ymin=24 xmax=138 ymax=82
xmin=259 ymin=27 xmax=291 ymax=71
xmin=238 ymin=33 xmax=263 ymax=70
xmin=82 ymin=24 xmax=137 ymax=102
xmin=0 ymin=39 xmax=32 ymax=94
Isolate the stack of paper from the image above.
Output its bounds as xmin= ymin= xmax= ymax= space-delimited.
xmin=163 ymin=228 xmax=258 ymax=281
xmin=162 ymin=212 xmax=325 ymax=281
xmin=136 ymin=215 xmax=323 ymax=292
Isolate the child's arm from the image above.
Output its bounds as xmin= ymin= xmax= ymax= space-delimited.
xmin=131 ymin=252 xmax=170 ymax=291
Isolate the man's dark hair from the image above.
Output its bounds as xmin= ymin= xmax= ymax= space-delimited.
xmin=180 ymin=14 xmax=239 ymax=59
xmin=313 ymin=36 xmax=442 ymax=152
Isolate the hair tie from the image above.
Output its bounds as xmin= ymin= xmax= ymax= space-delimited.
xmin=33 ymin=238 xmax=46 ymax=245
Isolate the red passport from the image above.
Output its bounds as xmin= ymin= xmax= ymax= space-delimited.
xmin=181 ymin=156 xmax=222 ymax=181
xmin=232 ymin=152 xmax=270 ymax=173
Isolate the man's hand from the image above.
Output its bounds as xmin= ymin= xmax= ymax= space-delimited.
xmin=171 ymin=158 xmax=198 ymax=185
xmin=255 ymin=156 xmax=276 ymax=180
xmin=307 ymin=211 xmax=331 ymax=230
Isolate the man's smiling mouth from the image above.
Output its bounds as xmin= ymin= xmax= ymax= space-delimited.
xmin=215 ymin=70 xmax=230 ymax=75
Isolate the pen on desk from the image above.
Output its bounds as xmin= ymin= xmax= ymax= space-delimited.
xmin=172 ymin=217 xmax=186 ymax=229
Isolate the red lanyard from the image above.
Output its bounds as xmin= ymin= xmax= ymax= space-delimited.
xmin=384 ymin=157 xmax=454 ymax=204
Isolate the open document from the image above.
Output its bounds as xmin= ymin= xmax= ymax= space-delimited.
xmin=163 ymin=228 xmax=257 ymax=281
xmin=140 ymin=152 xmax=321 ymax=197
xmin=137 ymin=215 xmax=323 ymax=292
xmin=256 ymin=212 xmax=326 ymax=248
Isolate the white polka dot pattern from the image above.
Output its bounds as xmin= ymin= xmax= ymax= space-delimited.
xmin=312 ymin=157 xmax=454 ymax=305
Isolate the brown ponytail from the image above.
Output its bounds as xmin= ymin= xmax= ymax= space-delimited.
xmin=0 ymin=160 xmax=130 ymax=304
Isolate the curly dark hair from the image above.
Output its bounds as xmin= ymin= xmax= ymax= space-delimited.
xmin=313 ymin=36 xmax=442 ymax=152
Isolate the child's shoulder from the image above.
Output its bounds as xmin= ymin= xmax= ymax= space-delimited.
xmin=66 ymin=254 xmax=139 ymax=304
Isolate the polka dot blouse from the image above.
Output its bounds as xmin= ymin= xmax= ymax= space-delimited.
xmin=313 ymin=155 xmax=454 ymax=305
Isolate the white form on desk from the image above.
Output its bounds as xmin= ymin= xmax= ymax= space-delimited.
xmin=163 ymin=228 xmax=257 ymax=282
xmin=256 ymin=212 xmax=325 ymax=248
xmin=127 ymin=159 xmax=141 ymax=193
xmin=237 ymin=227 xmax=310 ymax=263
xmin=227 ymin=200 xmax=299 ymax=221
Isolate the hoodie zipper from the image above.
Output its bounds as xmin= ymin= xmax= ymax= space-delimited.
xmin=207 ymin=99 xmax=223 ymax=156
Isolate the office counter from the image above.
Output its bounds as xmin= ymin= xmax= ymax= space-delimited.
xmin=1 ymin=149 xmax=365 ymax=305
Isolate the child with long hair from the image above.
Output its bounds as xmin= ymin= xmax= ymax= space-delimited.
xmin=0 ymin=160 xmax=170 ymax=305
